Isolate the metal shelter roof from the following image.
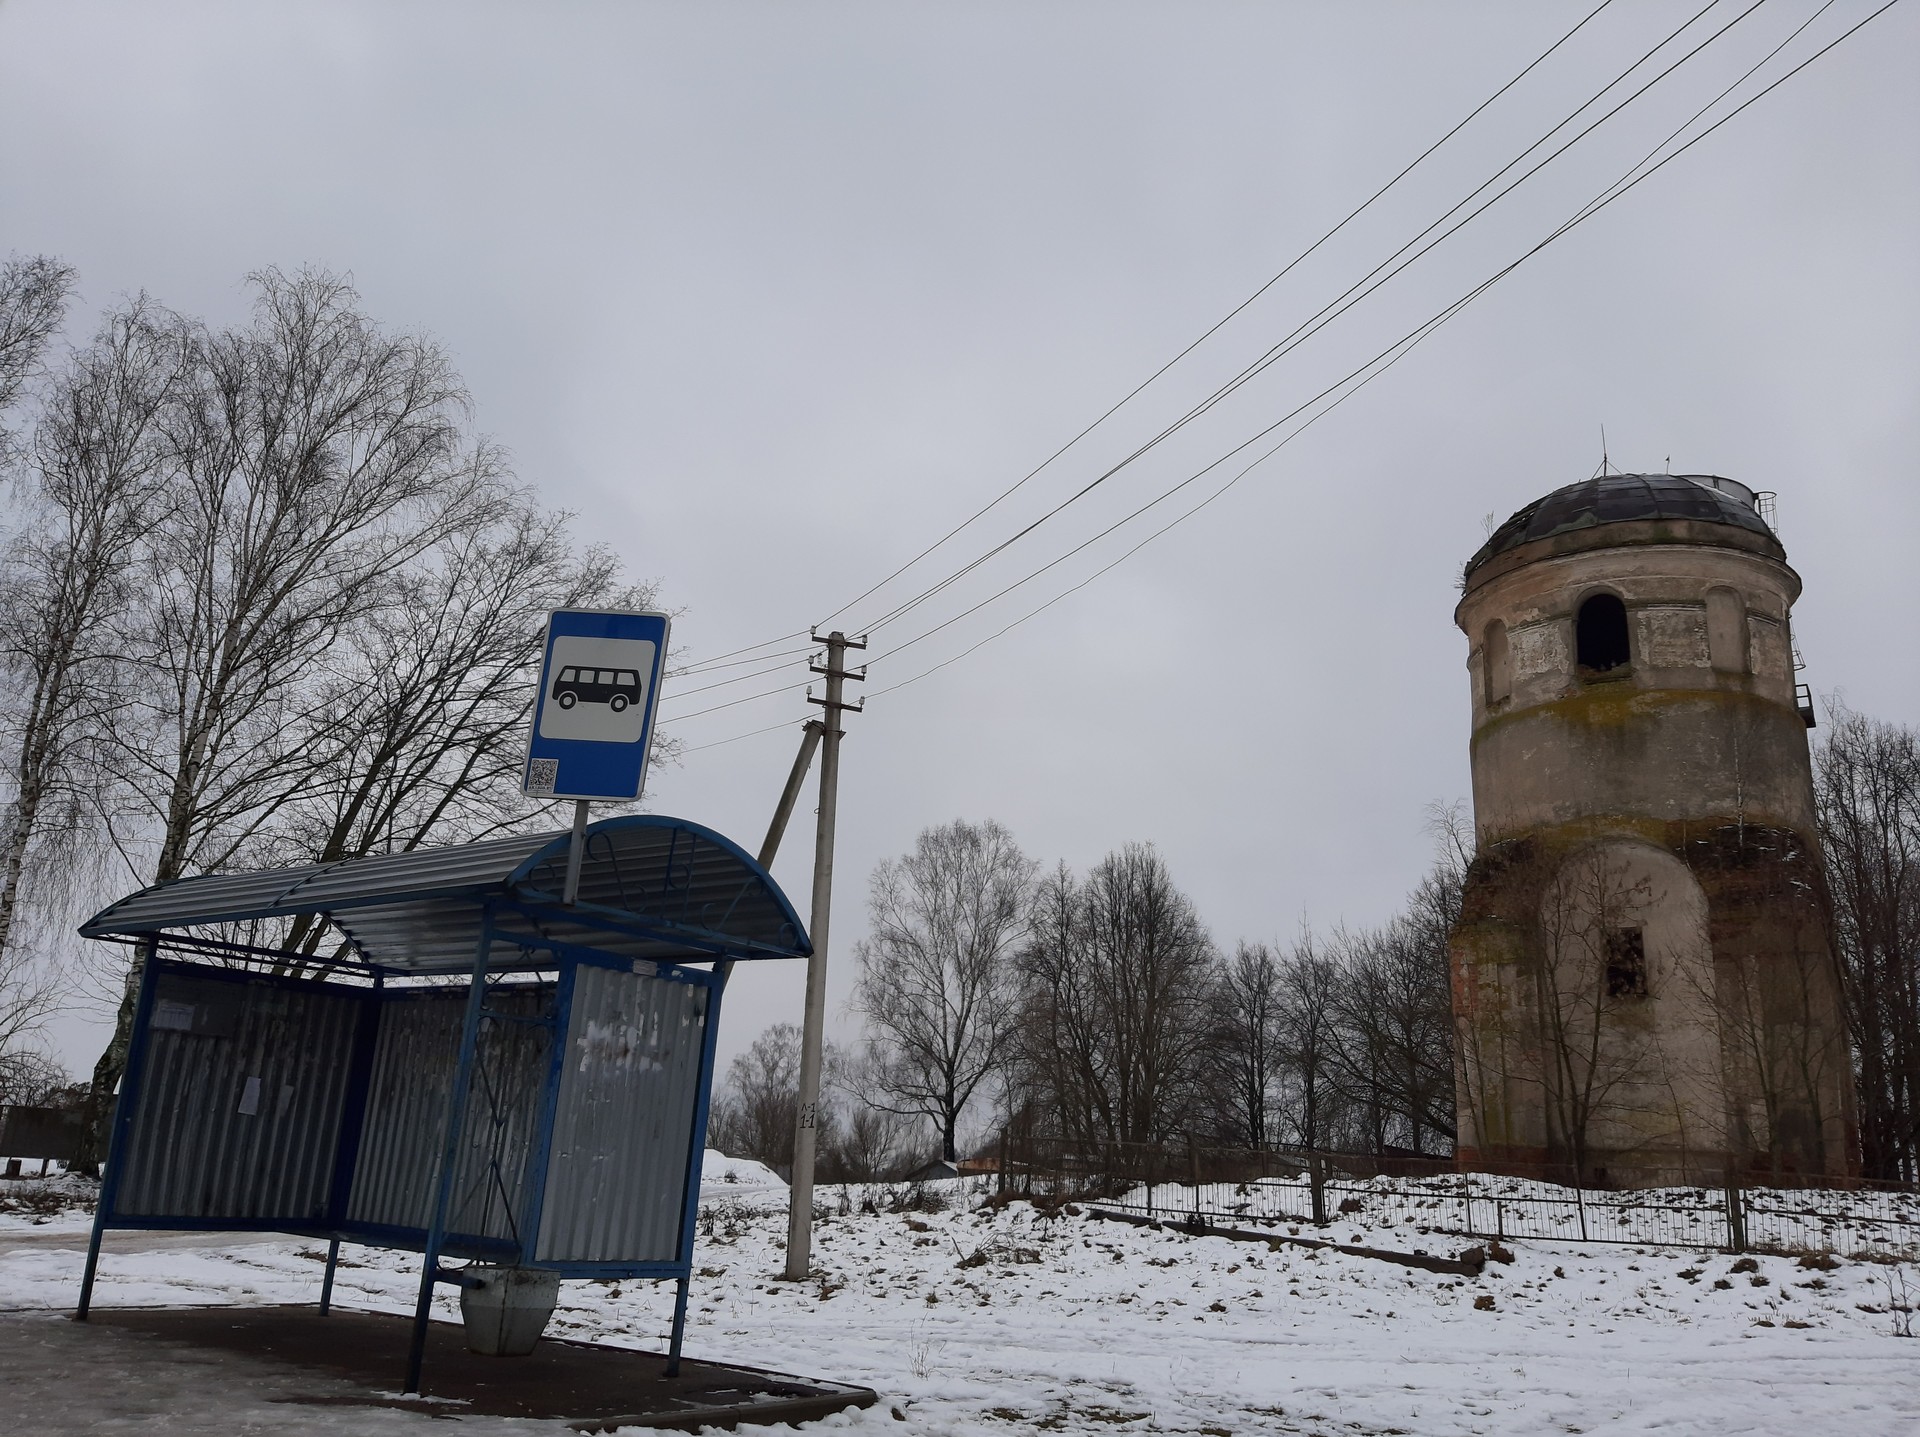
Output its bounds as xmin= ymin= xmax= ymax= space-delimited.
xmin=79 ymin=815 xmax=811 ymax=972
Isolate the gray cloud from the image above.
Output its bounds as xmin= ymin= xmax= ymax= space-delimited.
xmin=5 ymin=0 xmax=1915 ymax=1076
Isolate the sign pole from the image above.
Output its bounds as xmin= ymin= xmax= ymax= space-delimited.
xmin=562 ymin=798 xmax=590 ymax=905
xmin=783 ymin=632 xmax=863 ymax=1280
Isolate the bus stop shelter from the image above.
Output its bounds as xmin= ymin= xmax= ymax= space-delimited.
xmin=73 ymin=814 xmax=810 ymax=1395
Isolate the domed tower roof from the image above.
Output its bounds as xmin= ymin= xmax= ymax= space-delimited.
xmin=1464 ymin=473 xmax=1780 ymax=583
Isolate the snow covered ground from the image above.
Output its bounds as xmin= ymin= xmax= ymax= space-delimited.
xmin=2 ymin=1164 xmax=1916 ymax=1435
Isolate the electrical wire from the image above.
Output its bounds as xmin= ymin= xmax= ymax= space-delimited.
xmin=846 ymin=0 xmax=1762 ymax=643
xmin=860 ymin=0 xmax=1897 ymax=699
xmin=805 ymin=0 xmax=1621 ymax=638
xmin=670 ymin=643 xmax=813 ymax=678
xmin=658 ymin=653 xmax=814 ymax=704
xmin=679 ymin=717 xmax=810 ymax=752
xmin=670 ymin=0 xmax=1899 ymax=746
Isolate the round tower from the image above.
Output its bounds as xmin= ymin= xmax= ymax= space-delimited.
xmin=1449 ymin=473 xmax=1855 ymax=1186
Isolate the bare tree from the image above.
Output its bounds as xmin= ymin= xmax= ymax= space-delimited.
xmin=0 ymin=254 xmax=76 ymax=451
xmin=1814 ymin=703 xmax=1920 ymax=1180
xmin=1213 ymin=941 xmax=1282 ymax=1146
xmin=1013 ymin=844 xmax=1217 ymax=1147
xmin=0 ymin=300 xmax=183 ymax=978
xmin=270 ymin=494 xmax=662 ymax=961
xmin=851 ymin=817 xmax=1034 ymax=1163
xmin=827 ymin=1047 xmax=929 ymax=1180
xmin=111 ymin=267 xmax=493 ymax=891
xmin=0 ymin=928 xmax=63 ymax=1101
xmin=1530 ymin=847 xmax=1679 ymax=1184
xmin=79 ymin=268 xmax=524 ymax=1153
xmin=1327 ymin=906 xmax=1457 ymax=1156
xmin=0 ymin=1046 xmax=72 ymax=1109
xmin=707 ymin=1022 xmax=844 ymax=1179
xmin=1272 ymin=934 xmax=1346 ymax=1150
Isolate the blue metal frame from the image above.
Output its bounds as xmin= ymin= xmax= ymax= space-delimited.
xmin=665 ymin=955 xmax=728 ymax=1374
xmin=75 ymin=816 xmax=796 ymax=1398
xmin=406 ymin=911 xmax=497 ymax=1394
xmin=76 ymin=938 xmax=162 ymax=1319
xmin=515 ymin=957 xmax=576 ymax=1264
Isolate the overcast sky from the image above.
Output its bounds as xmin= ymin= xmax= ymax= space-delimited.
xmin=5 ymin=1 xmax=1916 ymax=1090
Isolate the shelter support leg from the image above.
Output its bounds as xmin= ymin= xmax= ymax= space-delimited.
xmin=319 ymin=1237 xmax=340 ymax=1315
xmin=77 ymin=940 xmax=161 ymax=1321
xmin=406 ymin=925 xmax=494 ymax=1395
xmin=75 ymin=1217 xmax=106 ymax=1321
xmin=666 ymin=1273 xmax=691 ymax=1377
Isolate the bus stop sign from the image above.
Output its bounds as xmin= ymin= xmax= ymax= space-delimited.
xmin=523 ymin=609 xmax=671 ymax=801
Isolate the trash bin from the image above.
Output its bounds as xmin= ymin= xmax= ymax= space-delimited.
xmin=458 ymin=1266 xmax=560 ymax=1356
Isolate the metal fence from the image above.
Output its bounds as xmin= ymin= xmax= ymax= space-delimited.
xmin=994 ymin=1135 xmax=1920 ymax=1259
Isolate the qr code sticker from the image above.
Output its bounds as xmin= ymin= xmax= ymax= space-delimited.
xmin=526 ymin=758 xmax=559 ymax=796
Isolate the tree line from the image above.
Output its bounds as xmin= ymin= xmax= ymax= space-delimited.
xmin=0 ymin=255 xmax=660 ymax=1127
xmin=709 ymin=811 xmax=1466 ymax=1180
xmin=714 ymin=701 xmax=1920 ymax=1184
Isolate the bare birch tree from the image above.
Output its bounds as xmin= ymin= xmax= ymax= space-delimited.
xmin=79 ymin=268 xmax=524 ymax=1148
xmin=0 ymin=255 xmax=75 ymax=451
xmin=0 ymin=301 xmax=183 ymax=973
xmin=851 ymin=818 xmax=1034 ymax=1163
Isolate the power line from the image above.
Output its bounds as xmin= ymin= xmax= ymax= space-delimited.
xmin=659 ymin=653 xmax=813 ymax=703
xmin=671 ymin=630 xmax=810 ymax=676
xmin=861 ymin=0 xmax=1896 ymax=699
xmin=661 ymin=676 xmax=816 ymax=724
xmin=677 ymin=717 xmax=808 ymax=753
xmin=869 ymin=322 xmax=1443 ymax=701
xmin=806 ymin=0 xmax=1621 ymax=640
xmin=671 ymin=643 xmax=813 ymax=678
xmin=846 ymin=0 xmax=1759 ymax=644
xmin=673 ymin=0 xmax=1899 ymax=747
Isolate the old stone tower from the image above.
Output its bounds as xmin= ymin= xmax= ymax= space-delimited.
xmin=1449 ymin=472 xmax=1855 ymax=1187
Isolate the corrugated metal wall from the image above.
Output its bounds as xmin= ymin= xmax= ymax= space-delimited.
xmin=537 ymin=963 xmax=709 ymax=1264
xmin=115 ymin=969 xmax=360 ymax=1223
xmin=346 ymin=985 xmax=554 ymax=1247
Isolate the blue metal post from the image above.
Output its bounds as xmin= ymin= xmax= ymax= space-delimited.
xmin=405 ymin=917 xmax=495 ymax=1395
xmin=665 ymin=962 xmax=727 ymax=1377
xmin=513 ymin=954 xmax=575 ymax=1266
xmin=77 ymin=940 xmax=162 ymax=1320
xmin=319 ymin=1237 xmax=340 ymax=1315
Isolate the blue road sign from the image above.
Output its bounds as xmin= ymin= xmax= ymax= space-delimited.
xmin=523 ymin=609 xmax=672 ymax=802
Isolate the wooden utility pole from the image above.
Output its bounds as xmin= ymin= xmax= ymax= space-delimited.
xmin=784 ymin=630 xmax=863 ymax=1280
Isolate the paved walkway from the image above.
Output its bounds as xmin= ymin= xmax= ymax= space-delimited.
xmin=0 ymin=1309 xmax=558 ymax=1435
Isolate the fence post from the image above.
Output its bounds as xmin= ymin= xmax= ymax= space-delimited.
xmin=997 ymin=1131 xmax=1007 ymax=1198
xmin=1575 ymin=1181 xmax=1589 ymax=1242
xmin=1309 ymin=1153 xmax=1327 ymax=1227
xmin=1463 ymin=1175 xmax=1475 ymax=1237
xmin=1187 ymin=1132 xmax=1201 ymax=1214
xmin=1725 ymin=1167 xmax=1747 ymax=1254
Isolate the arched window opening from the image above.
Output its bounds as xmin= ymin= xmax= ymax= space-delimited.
xmin=1576 ymin=593 xmax=1631 ymax=673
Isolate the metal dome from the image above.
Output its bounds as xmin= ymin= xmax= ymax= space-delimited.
xmin=1464 ymin=473 xmax=1777 ymax=578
